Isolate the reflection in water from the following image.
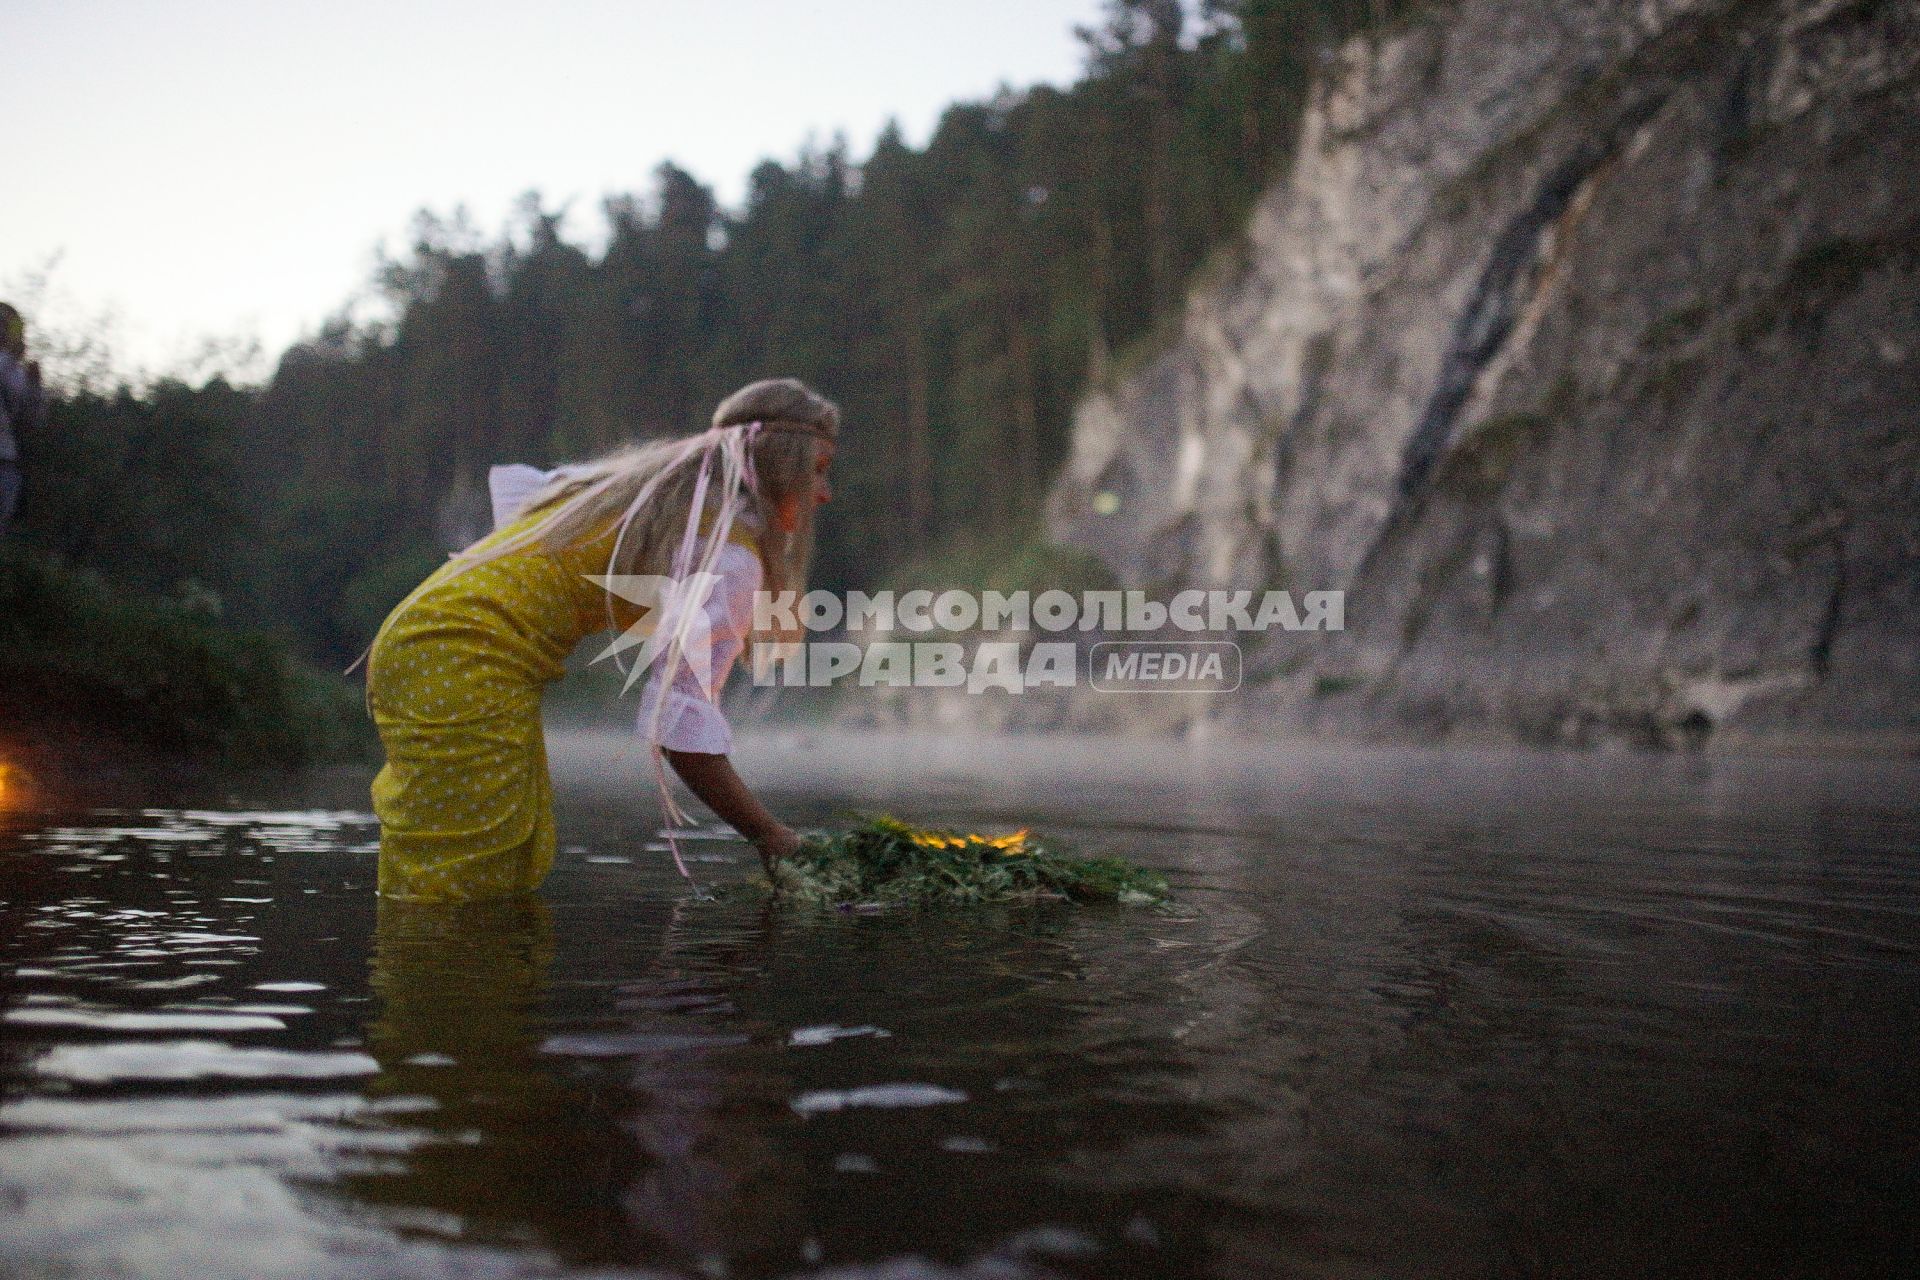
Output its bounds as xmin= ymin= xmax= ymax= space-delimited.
xmin=354 ymin=895 xmax=635 ymax=1261
xmin=1 ymin=740 xmax=1917 ymax=1278
xmin=606 ymin=898 xmax=807 ymax=1274
xmin=356 ymin=893 xmax=814 ymax=1276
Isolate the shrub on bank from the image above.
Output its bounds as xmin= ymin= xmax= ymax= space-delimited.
xmin=0 ymin=541 xmax=372 ymax=767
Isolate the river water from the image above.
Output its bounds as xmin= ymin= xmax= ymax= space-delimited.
xmin=2 ymin=730 xmax=1915 ymax=1278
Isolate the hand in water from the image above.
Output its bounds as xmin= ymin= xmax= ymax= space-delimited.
xmin=753 ymin=824 xmax=802 ymax=875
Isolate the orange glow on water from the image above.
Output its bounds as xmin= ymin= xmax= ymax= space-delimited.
xmin=0 ymin=756 xmax=38 ymax=811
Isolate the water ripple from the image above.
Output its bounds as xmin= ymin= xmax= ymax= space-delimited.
xmin=33 ymin=1042 xmax=380 ymax=1083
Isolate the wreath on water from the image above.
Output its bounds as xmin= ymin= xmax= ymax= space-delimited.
xmin=766 ymin=813 xmax=1169 ymax=908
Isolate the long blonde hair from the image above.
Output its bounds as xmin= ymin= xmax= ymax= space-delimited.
xmin=456 ymin=376 xmax=840 ymax=610
xmin=500 ymin=377 xmax=837 ymax=608
xmin=356 ymin=377 xmax=838 ymax=670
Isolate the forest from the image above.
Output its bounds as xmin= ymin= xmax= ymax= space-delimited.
xmin=8 ymin=0 xmax=1413 ymax=672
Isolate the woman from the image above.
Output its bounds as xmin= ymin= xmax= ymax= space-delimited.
xmin=364 ymin=377 xmax=836 ymax=901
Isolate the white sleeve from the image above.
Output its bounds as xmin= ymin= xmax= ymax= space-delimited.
xmin=488 ymin=464 xmax=553 ymax=529
xmin=635 ymin=544 xmax=763 ymax=755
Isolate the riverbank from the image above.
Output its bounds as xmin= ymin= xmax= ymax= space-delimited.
xmin=0 ymin=542 xmax=374 ymax=809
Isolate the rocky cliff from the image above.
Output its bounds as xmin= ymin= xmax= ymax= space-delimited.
xmin=1045 ymin=0 xmax=1920 ymax=752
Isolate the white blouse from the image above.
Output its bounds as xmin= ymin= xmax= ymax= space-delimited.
xmin=488 ymin=463 xmax=760 ymax=756
xmin=631 ymin=540 xmax=761 ymax=755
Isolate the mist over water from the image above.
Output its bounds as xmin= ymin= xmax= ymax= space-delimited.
xmin=3 ymin=731 xmax=1916 ymax=1277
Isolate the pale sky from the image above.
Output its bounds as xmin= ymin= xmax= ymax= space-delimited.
xmin=4 ymin=0 xmax=1107 ymax=383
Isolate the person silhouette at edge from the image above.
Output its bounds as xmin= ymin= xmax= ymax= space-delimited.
xmin=0 ymin=302 xmax=47 ymax=536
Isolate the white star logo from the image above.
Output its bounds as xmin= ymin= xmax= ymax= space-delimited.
xmin=583 ymin=572 xmax=726 ymax=696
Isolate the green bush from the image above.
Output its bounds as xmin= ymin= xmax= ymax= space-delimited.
xmin=0 ymin=542 xmax=372 ymax=767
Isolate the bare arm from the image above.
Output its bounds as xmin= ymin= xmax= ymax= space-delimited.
xmin=663 ymin=749 xmax=801 ymax=873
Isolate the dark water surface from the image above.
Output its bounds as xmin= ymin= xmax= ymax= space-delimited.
xmin=3 ymin=730 xmax=1916 ymax=1278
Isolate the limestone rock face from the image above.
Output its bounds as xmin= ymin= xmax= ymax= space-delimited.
xmin=1045 ymin=0 xmax=1920 ymax=750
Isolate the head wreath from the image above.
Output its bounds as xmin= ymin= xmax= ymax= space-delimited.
xmin=729 ymin=417 xmax=836 ymax=441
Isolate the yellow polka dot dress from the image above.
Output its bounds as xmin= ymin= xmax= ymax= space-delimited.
xmin=366 ymin=509 xmax=757 ymax=901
